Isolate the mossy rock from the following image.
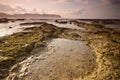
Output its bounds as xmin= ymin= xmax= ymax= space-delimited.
xmin=0 ymin=23 xmax=66 ymax=79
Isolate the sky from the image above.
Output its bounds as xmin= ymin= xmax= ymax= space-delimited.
xmin=0 ymin=0 xmax=120 ymax=19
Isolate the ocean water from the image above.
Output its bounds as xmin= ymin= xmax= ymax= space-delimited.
xmin=104 ymin=24 xmax=120 ymax=28
xmin=0 ymin=19 xmax=85 ymax=37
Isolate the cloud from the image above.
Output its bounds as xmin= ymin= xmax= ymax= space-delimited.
xmin=101 ymin=0 xmax=120 ymax=5
xmin=0 ymin=0 xmax=119 ymax=18
xmin=110 ymin=0 xmax=120 ymax=4
xmin=51 ymin=0 xmax=73 ymax=4
xmin=0 ymin=4 xmax=32 ymax=14
xmin=69 ymin=8 xmax=85 ymax=15
xmin=52 ymin=8 xmax=85 ymax=18
xmin=51 ymin=0 xmax=88 ymax=4
xmin=68 ymin=8 xmax=85 ymax=18
xmin=15 ymin=6 xmax=27 ymax=13
xmin=74 ymin=0 xmax=88 ymax=4
xmin=0 ymin=4 xmax=15 ymax=13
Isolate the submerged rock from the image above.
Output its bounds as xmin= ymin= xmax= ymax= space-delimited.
xmin=9 ymin=27 xmax=12 ymax=29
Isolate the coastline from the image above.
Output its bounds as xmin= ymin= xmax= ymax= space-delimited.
xmin=0 ymin=21 xmax=120 ymax=80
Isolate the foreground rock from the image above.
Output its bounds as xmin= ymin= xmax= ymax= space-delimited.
xmin=6 ymin=38 xmax=96 ymax=80
xmin=0 ymin=23 xmax=64 ymax=79
xmin=0 ymin=20 xmax=120 ymax=80
xmin=20 ymin=22 xmax=45 ymax=25
xmin=0 ymin=18 xmax=9 ymax=23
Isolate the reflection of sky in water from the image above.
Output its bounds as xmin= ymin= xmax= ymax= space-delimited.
xmin=0 ymin=20 xmax=85 ymax=37
xmin=0 ymin=27 xmax=22 ymax=36
xmin=47 ymin=21 xmax=85 ymax=30
xmin=0 ymin=19 xmax=119 ymax=37
xmin=104 ymin=24 xmax=120 ymax=28
xmin=0 ymin=20 xmax=41 ymax=37
xmin=76 ymin=20 xmax=92 ymax=24
xmin=0 ymin=22 xmax=21 ymax=36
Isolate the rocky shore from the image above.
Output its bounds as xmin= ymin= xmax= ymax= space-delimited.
xmin=0 ymin=21 xmax=120 ymax=80
xmin=0 ymin=23 xmax=64 ymax=79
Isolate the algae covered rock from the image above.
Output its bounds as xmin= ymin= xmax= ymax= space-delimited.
xmin=0 ymin=23 xmax=65 ymax=79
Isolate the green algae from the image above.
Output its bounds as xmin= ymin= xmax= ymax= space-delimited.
xmin=72 ymin=21 xmax=120 ymax=80
xmin=80 ymin=26 xmax=120 ymax=80
xmin=0 ymin=23 xmax=64 ymax=79
xmin=0 ymin=21 xmax=119 ymax=80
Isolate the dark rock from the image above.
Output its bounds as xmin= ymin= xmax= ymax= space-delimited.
xmin=9 ymin=27 xmax=12 ymax=29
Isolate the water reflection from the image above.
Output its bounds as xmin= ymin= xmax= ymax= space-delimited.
xmin=104 ymin=24 xmax=120 ymax=28
xmin=0 ymin=19 xmax=85 ymax=37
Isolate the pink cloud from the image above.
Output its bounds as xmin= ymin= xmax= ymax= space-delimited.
xmin=51 ymin=0 xmax=72 ymax=4
xmin=0 ymin=3 xmax=29 ymax=14
xmin=15 ymin=6 xmax=27 ymax=13
xmin=0 ymin=4 xmax=15 ymax=13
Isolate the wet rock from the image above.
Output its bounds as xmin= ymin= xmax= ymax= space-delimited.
xmin=0 ymin=18 xmax=9 ymax=23
xmin=10 ymin=64 xmax=20 ymax=72
xmin=19 ymin=73 xmax=25 ymax=77
xmin=11 ymin=75 xmax=18 ymax=80
xmin=9 ymin=27 xmax=12 ymax=29
xmin=20 ymin=22 xmax=44 ymax=25
xmin=20 ymin=67 xmax=27 ymax=73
